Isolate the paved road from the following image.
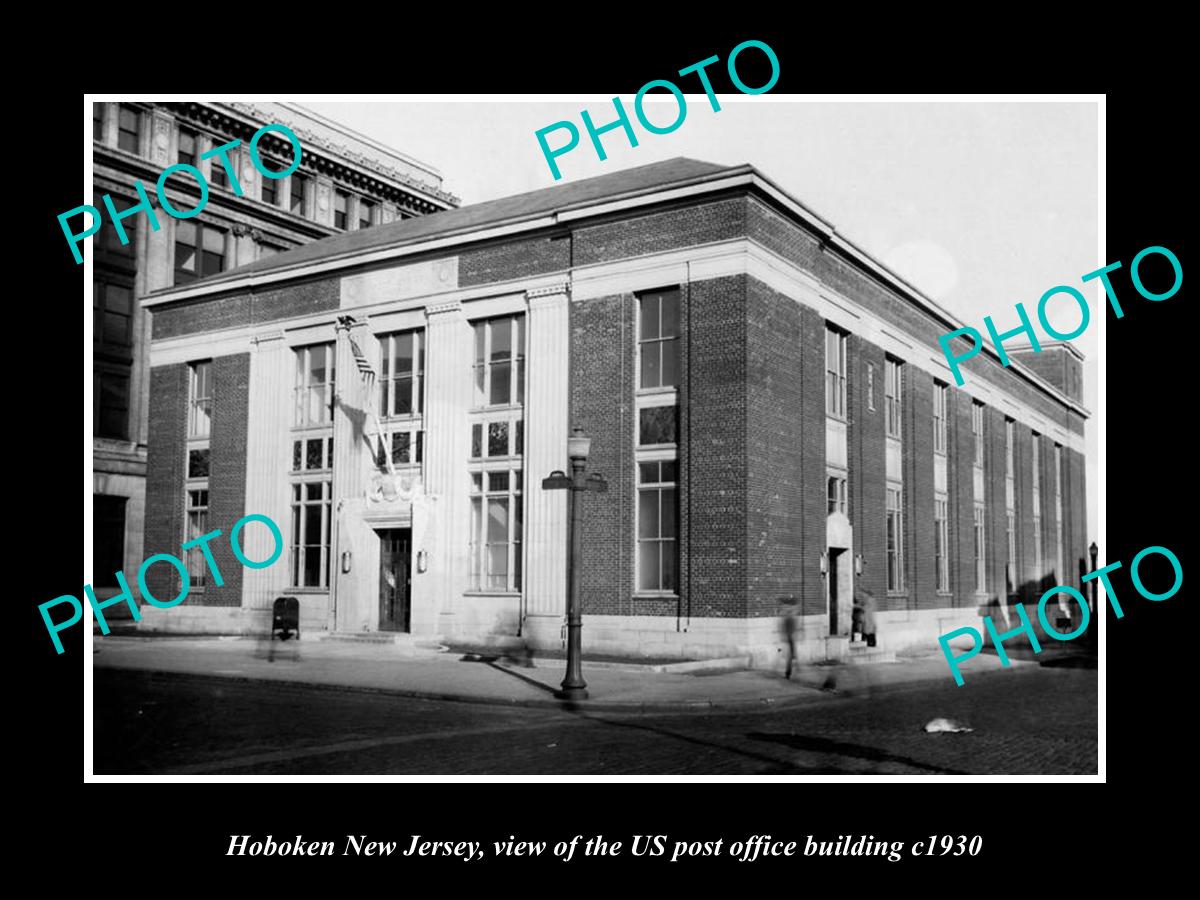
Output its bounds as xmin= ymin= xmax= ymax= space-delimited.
xmin=93 ymin=664 xmax=1096 ymax=775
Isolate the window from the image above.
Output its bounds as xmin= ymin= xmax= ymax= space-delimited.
xmin=638 ymin=404 xmax=677 ymax=446
xmin=377 ymin=330 xmax=425 ymax=472
xmin=117 ymin=105 xmax=140 ymax=154
xmin=186 ymin=362 xmax=212 ymax=588
xmin=359 ymin=199 xmax=374 ymax=229
xmin=1005 ymin=418 xmax=1015 ymax=479
xmin=290 ymin=344 xmax=335 ymax=589
xmin=294 ymin=343 xmax=336 ymax=428
xmin=473 ymin=315 xmax=525 ymax=408
xmin=972 ymin=402 xmax=985 ymax=467
xmin=174 ymin=220 xmax=226 ymax=284
xmin=827 ymin=474 xmax=847 ymax=515
xmin=886 ymin=486 xmax=904 ymax=592
xmin=96 ymin=194 xmax=138 ymax=262
xmin=1006 ymin=510 xmax=1017 ymax=592
xmin=637 ymin=460 xmax=678 ymax=593
xmin=380 ymin=330 xmax=424 ymax=418
xmin=185 ymin=488 xmax=210 ymax=587
xmin=638 ymin=288 xmax=681 ymax=390
xmin=93 ymin=103 xmax=105 ymax=141
xmin=468 ymin=469 xmax=523 ymax=592
xmin=974 ymin=505 xmax=987 ymax=593
xmin=933 ymin=382 xmax=948 ymax=454
xmin=94 ymin=368 xmax=130 ymax=439
xmin=208 ymin=136 xmax=229 ymax=188
xmin=291 ymin=481 xmax=332 ymax=589
xmin=825 ymin=326 xmax=847 ymax=419
xmin=334 ymin=189 xmax=349 ymax=229
xmin=885 ymin=359 xmax=903 ymax=439
xmin=261 ymin=174 xmax=278 ymax=206
xmin=178 ymin=128 xmax=197 ymax=167
xmin=934 ymin=496 xmax=949 ymax=593
xmin=188 ymin=361 xmax=212 ymax=439
xmin=94 ymin=281 xmax=133 ymax=354
xmin=93 ymin=495 xmax=127 ymax=587
xmin=290 ymin=173 xmax=307 ymax=215
xmin=866 ymin=363 xmax=876 ymax=412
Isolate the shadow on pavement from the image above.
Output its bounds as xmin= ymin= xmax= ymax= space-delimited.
xmin=746 ymin=732 xmax=968 ymax=775
xmin=459 ymin=653 xmax=558 ymax=696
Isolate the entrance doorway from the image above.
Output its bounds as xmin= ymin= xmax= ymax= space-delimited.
xmin=827 ymin=547 xmax=852 ymax=636
xmin=378 ymin=528 xmax=412 ymax=632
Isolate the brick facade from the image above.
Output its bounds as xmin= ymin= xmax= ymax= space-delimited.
xmin=908 ymin=367 xmax=935 ymax=610
xmin=796 ymin=306 xmax=828 ymax=617
xmin=949 ymin=389 xmax=976 ymax=608
xmin=200 ymin=354 xmax=250 ymax=607
xmin=143 ymin=364 xmax=188 ymax=601
xmin=849 ymin=336 xmax=887 ymax=611
xmin=152 ymin=276 xmax=340 ymax=339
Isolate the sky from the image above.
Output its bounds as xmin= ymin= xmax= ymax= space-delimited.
xmin=304 ymin=98 xmax=1100 ymax=540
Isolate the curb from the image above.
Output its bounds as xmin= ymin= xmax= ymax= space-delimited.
xmin=95 ymin=663 xmax=829 ymax=715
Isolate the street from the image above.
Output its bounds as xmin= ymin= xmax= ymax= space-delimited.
xmin=93 ymin=663 xmax=1096 ymax=775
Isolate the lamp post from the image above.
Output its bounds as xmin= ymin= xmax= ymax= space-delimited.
xmin=1089 ymin=542 xmax=1099 ymax=612
xmin=543 ymin=426 xmax=607 ymax=701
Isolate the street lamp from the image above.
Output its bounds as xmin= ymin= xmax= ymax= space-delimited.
xmin=543 ymin=426 xmax=607 ymax=701
xmin=1089 ymin=541 xmax=1099 ymax=611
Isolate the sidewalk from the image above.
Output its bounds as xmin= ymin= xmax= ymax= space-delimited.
xmin=90 ymin=635 xmax=1056 ymax=713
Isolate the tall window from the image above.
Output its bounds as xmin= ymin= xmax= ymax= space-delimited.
xmin=825 ymin=326 xmax=847 ymax=419
xmin=359 ymin=199 xmax=374 ymax=229
xmin=1054 ymin=444 xmax=1064 ymax=581
xmin=377 ymin=330 xmax=425 ymax=471
xmin=934 ymin=495 xmax=949 ymax=593
xmin=208 ymin=136 xmax=230 ymax=188
xmin=638 ymin=459 xmax=678 ymax=593
xmin=93 ymin=103 xmax=105 ymax=141
xmin=469 ymin=469 xmax=523 ymax=592
xmin=974 ymin=505 xmax=987 ymax=594
xmin=638 ymin=288 xmax=680 ymax=390
xmin=885 ymin=359 xmax=903 ymax=439
xmin=177 ymin=127 xmax=197 ymax=167
xmin=469 ymin=316 xmax=525 ymax=593
xmin=117 ymin=104 xmax=141 ymax=154
xmin=261 ymin=174 xmax=278 ymax=206
xmin=1031 ymin=433 xmax=1043 ymax=578
xmin=290 ymin=344 xmax=335 ymax=589
xmin=186 ymin=362 xmax=212 ymax=588
xmin=334 ymin=189 xmax=349 ymax=229
xmin=933 ymin=382 xmax=948 ymax=454
xmin=886 ymin=486 xmax=904 ymax=593
xmin=94 ymin=495 xmax=127 ymax=587
xmin=826 ymin=473 xmax=847 ymax=515
xmin=1006 ymin=510 xmax=1017 ymax=592
xmin=1005 ymin=418 xmax=1015 ymax=479
xmin=175 ymin=220 xmax=226 ymax=284
xmin=290 ymin=173 xmax=307 ymax=216
xmin=972 ymin=402 xmax=985 ymax=467
xmin=866 ymin=363 xmax=875 ymax=412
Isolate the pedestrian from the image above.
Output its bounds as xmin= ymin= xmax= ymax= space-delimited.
xmin=780 ymin=596 xmax=799 ymax=679
xmin=854 ymin=586 xmax=878 ymax=647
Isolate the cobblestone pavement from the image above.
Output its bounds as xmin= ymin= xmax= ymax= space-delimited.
xmin=93 ymin=664 xmax=1096 ymax=775
xmin=94 ymin=660 xmax=1097 ymax=776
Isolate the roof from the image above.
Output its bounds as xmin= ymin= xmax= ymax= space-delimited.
xmin=185 ymin=158 xmax=734 ymax=289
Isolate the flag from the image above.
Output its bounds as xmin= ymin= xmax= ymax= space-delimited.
xmin=348 ymin=335 xmax=375 ymax=382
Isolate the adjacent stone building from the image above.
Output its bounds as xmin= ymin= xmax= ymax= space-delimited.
xmin=92 ymin=101 xmax=457 ymax=611
xmin=138 ymin=157 xmax=1090 ymax=664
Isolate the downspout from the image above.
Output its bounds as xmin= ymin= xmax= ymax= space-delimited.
xmin=685 ymin=263 xmax=692 ymax=632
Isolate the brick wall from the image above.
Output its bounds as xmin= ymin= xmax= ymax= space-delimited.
xmin=797 ymin=306 xmax=828 ymax=616
xmin=459 ymin=234 xmax=571 ymax=286
xmin=1014 ymin=423 xmax=1037 ymax=604
xmin=745 ymin=278 xmax=803 ymax=617
xmin=200 ymin=354 xmax=250 ymax=607
xmin=986 ymin=406 xmax=1009 ymax=603
xmin=143 ymin=364 xmax=188 ymax=602
xmin=152 ymin=275 xmax=340 ymax=339
xmin=949 ymin=389 xmax=975 ymax=607
xmin=744 ymin=196 xmax=1084 ymax=436
xmin=907 ymin=368 xmax=935 ymax=610
xmin=687 ymin=275 xmax=750 ymax=618
xmin=1065 ymin=447 xmax=1089 ymax=587
xmin=574 ymin=198 xmax=746 ymax=267
xmin=570 ymin=293 xmax=636 ymax=617
xmin=849 ymin=336 xmax=887 ymax=610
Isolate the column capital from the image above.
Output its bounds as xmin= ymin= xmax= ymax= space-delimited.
xmin=426 ymin=300 xmax=464 ymax=318
xmin=526 ymin=282 xmax=572 ymax=303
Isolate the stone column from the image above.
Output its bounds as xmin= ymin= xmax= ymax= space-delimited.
xmin=419 ymin=301 xmax=472 ymax=636
xmin=101 ymin=103 xmax=119 ymax=147
xmin=149 ymin=108 xmax=175 ymax=169
xmin=522 ymin=285 xmax=571 ymax=623
xmin=241 ymin=332 xmax=293 ymax=623
xmin=331 ymin=317 xmax=373 ymax=632
xmin=240 ymin=144 xmax=260 ymax=203
xmin=381 ymin=201 xmax=397 ymax=224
